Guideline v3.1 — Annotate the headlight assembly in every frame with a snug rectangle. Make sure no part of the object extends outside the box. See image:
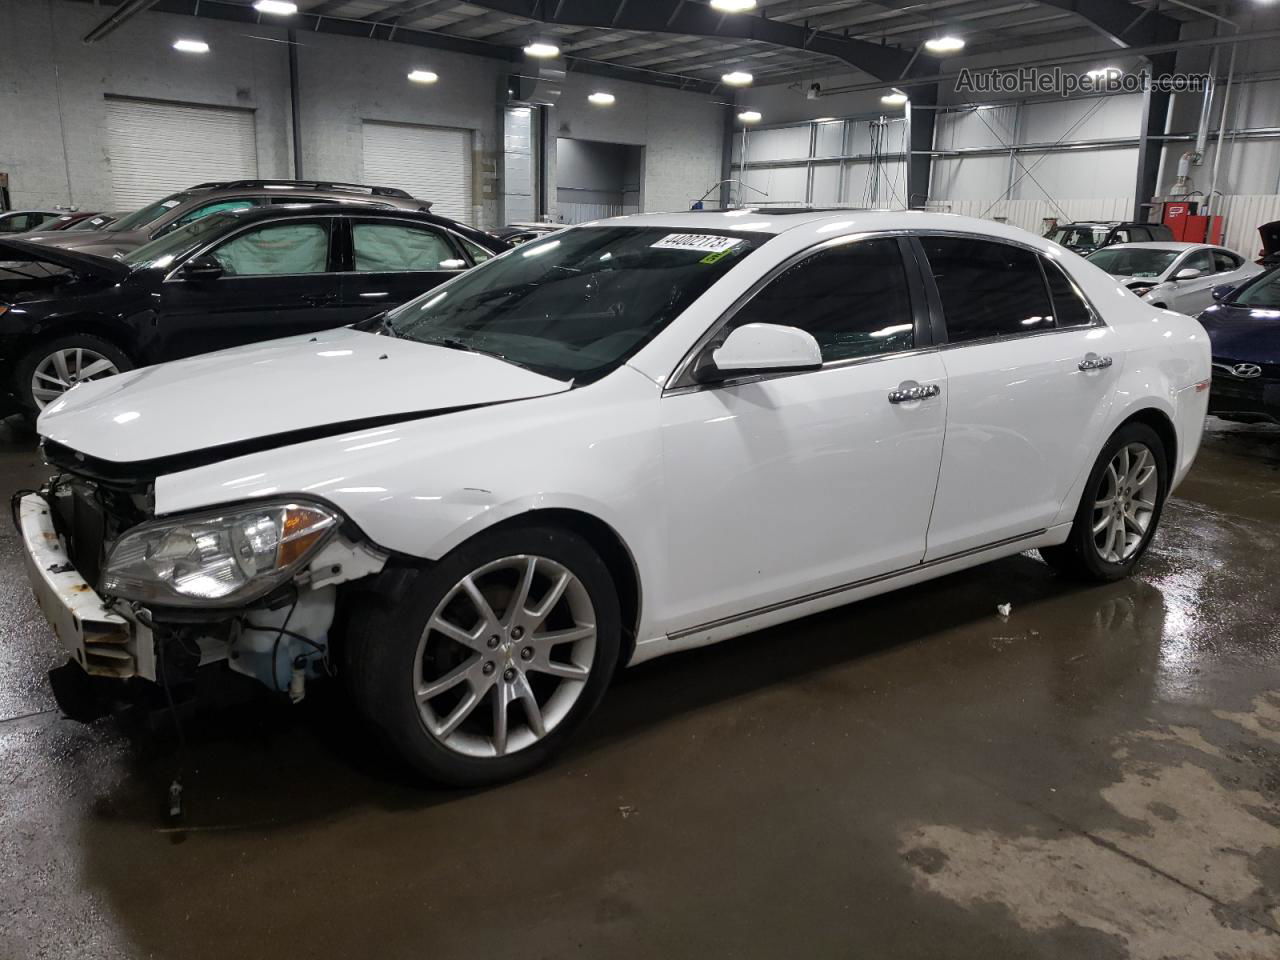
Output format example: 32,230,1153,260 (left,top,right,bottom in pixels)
101,501,339,607
1129,284,1156,298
